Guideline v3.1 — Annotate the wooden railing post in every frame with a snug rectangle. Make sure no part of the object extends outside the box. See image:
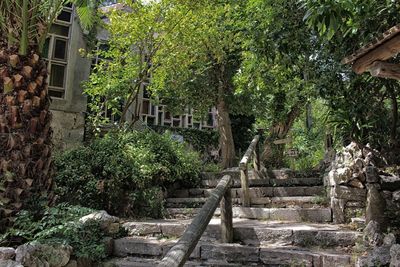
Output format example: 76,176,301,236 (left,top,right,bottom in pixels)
158,175,232,267
240,167,250,207
220,186,233,243
253,141,260,172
